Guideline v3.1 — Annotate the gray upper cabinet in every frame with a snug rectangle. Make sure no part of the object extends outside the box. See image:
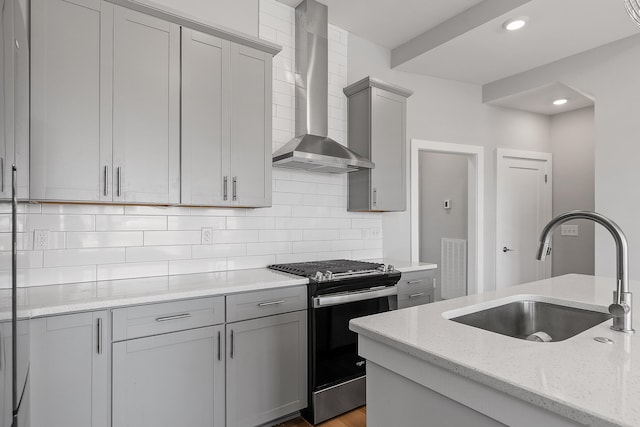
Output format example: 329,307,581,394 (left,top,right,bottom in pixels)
30,311,110,427
30,0,113,202
112,6,180,204
182,29,273,207
344,76,412,212
226,310,307,427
